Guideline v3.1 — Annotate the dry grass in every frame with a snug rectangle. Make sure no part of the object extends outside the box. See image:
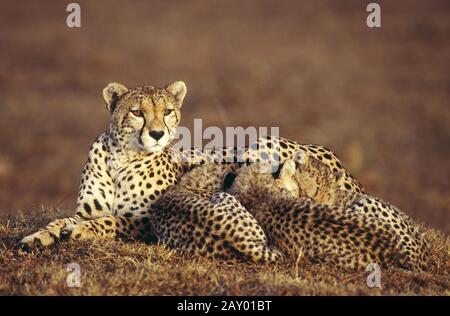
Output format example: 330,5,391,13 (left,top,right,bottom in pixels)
0,209,448,296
